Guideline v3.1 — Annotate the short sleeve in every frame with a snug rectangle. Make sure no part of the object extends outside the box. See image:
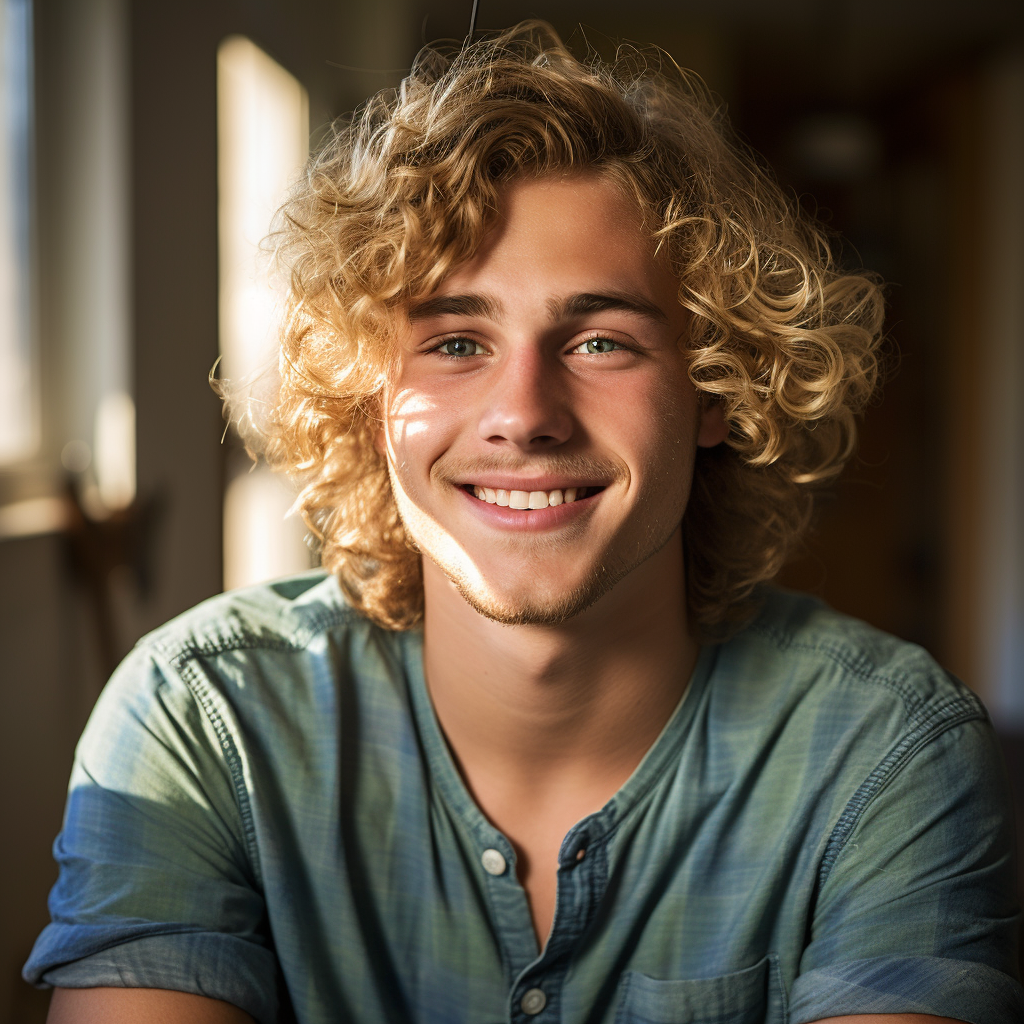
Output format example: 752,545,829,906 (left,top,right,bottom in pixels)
22,644,279,1024
791,715,1023,1024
